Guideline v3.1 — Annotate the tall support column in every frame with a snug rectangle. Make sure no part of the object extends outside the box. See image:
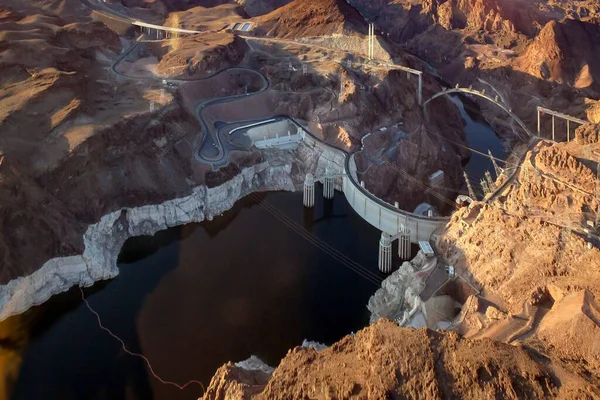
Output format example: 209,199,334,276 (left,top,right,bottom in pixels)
537,107,541,136
417,74,423,105
378,232,392,273
303,173,315,208
552,115,556,141
567,120,570,142
489,150,503,177
369,24,375,60
368,24,371,59
398,226,411,260
367,23,375,60
323,168,334,199
366,24,370,59
463,170,477,200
